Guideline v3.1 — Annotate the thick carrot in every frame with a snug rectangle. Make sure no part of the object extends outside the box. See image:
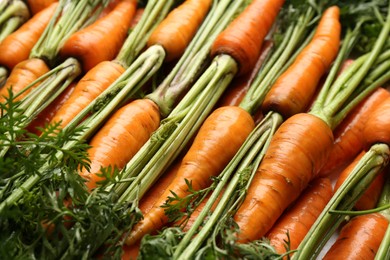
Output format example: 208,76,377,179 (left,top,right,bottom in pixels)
0,58,49,103
146,0,212,62
210,0,285,75
319,87,390,177
323,213,389,260
234,113,334,242
49,61,125,128
0,3,58,70
363,96,390,148
126,106,255,245
26,82,76,135
59,0,136,72
267,178,333,255
79,99,160,191
262,6,341,119
26,0,57,15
